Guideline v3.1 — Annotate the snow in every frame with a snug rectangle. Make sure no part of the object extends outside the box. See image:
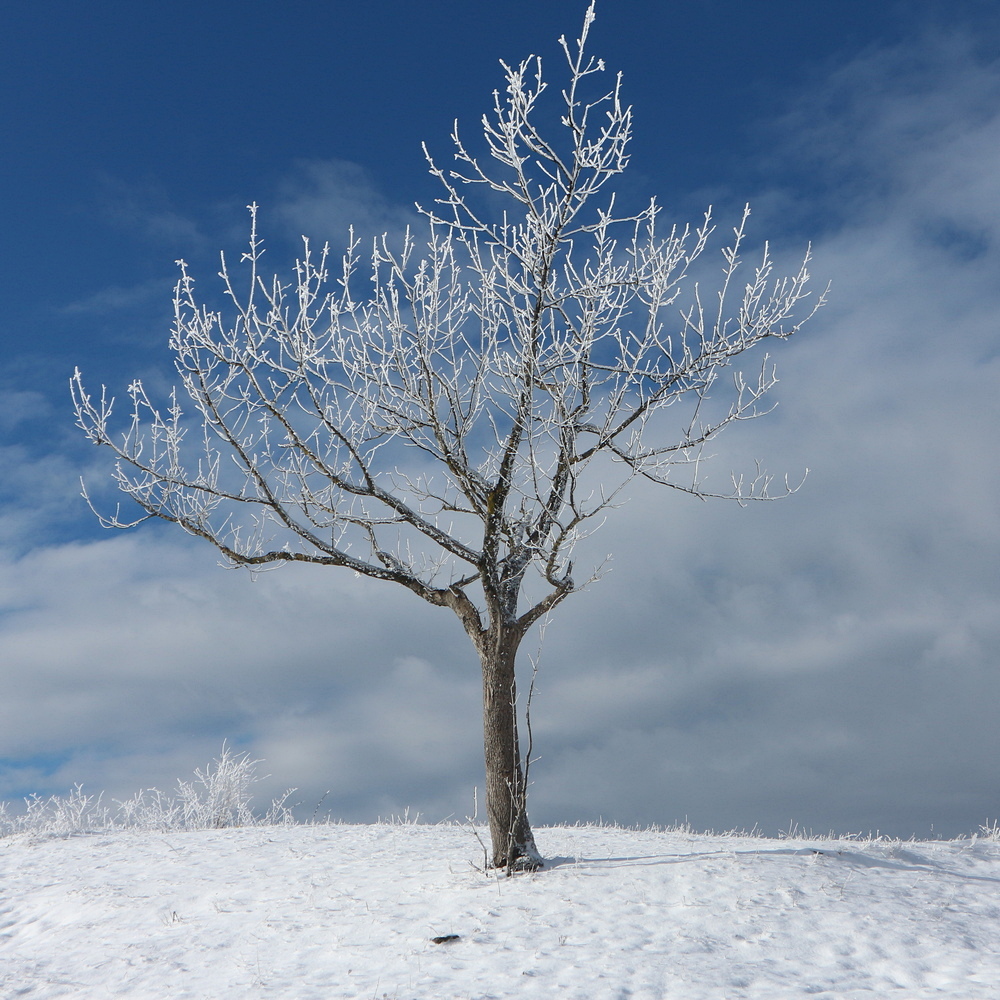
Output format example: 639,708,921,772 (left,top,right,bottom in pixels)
3,823,1000,998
